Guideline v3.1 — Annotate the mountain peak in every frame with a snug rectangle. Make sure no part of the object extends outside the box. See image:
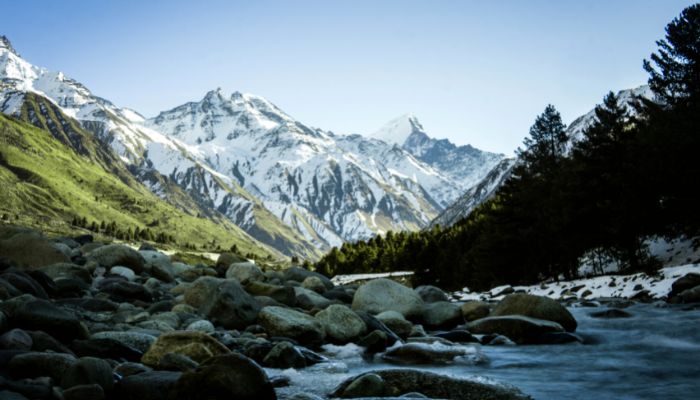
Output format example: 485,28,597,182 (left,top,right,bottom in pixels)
0,35,19,56
371,113,426,145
